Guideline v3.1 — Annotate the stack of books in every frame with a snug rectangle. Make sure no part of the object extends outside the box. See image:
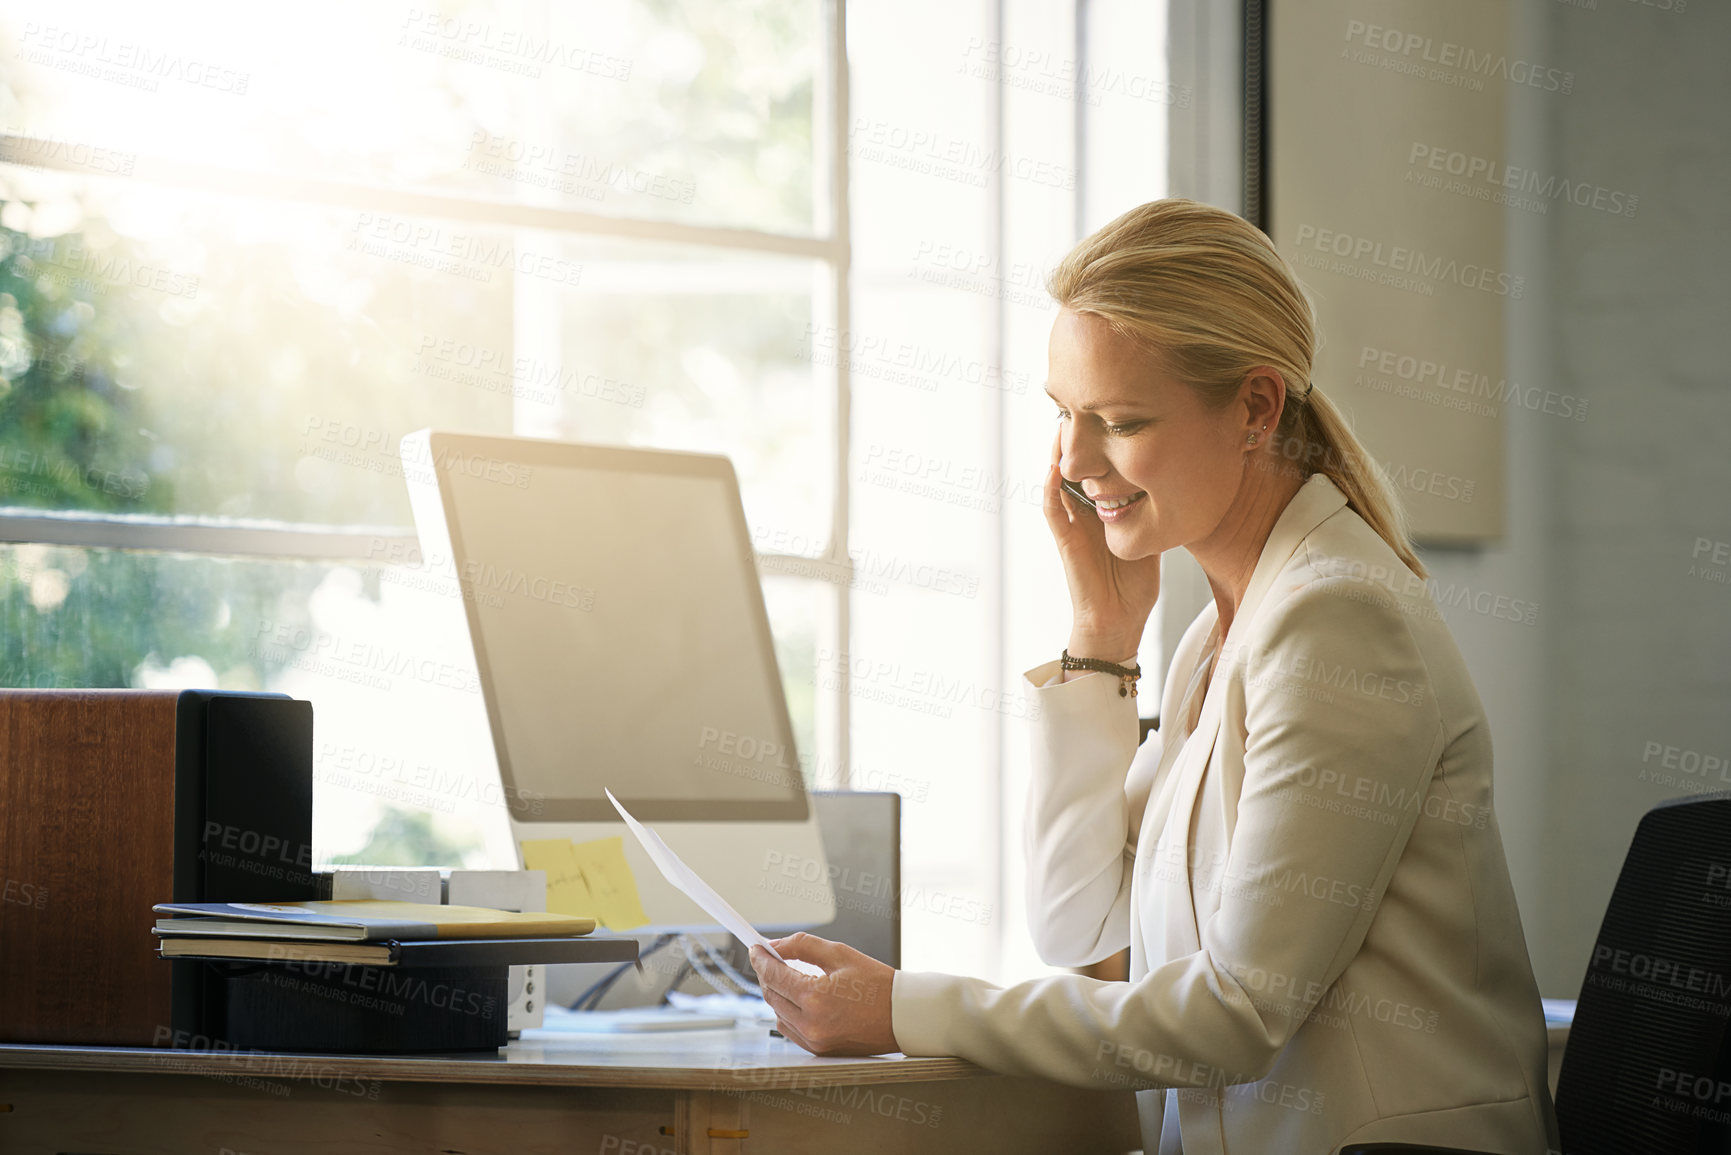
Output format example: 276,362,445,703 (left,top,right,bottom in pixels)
152,900,620,968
